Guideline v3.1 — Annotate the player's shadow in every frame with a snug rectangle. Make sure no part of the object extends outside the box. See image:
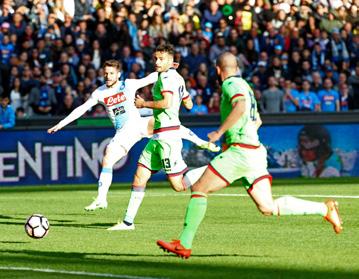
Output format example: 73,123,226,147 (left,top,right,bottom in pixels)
0,241,28,244
48,222,115,229
0,214,74,226
0,249,356,279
